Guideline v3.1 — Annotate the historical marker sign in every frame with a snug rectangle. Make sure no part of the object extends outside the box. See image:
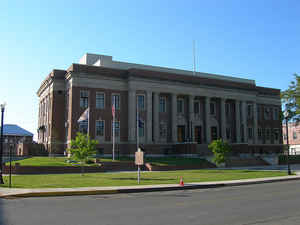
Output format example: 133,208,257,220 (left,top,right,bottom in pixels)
135,149,144,165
